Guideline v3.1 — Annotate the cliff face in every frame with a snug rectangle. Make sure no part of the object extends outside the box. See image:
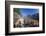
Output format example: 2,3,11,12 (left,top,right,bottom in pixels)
13,12,20,24
14,12,24,26
14,12,39,27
